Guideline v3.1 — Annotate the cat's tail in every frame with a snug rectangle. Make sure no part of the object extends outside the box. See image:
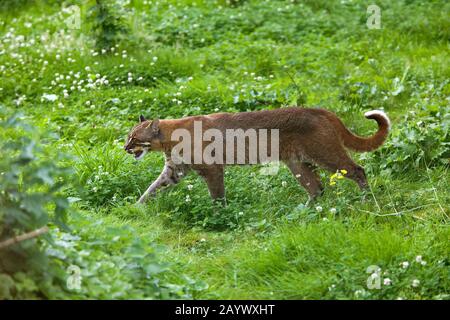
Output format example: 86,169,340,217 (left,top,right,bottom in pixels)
332,110,390,152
